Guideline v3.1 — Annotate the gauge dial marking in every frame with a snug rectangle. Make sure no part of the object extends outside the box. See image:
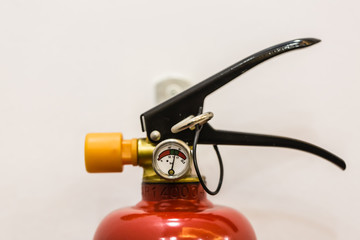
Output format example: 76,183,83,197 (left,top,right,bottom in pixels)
157,149,186,160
